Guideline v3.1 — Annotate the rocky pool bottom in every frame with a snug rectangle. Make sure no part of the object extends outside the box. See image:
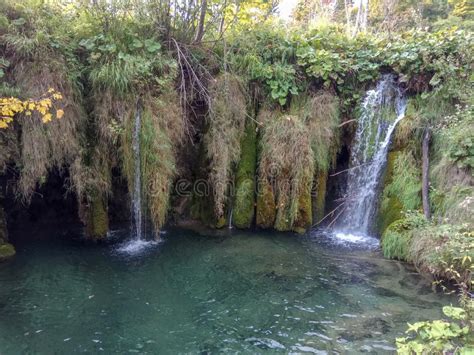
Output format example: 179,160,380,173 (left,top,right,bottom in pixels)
0,227,455,354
